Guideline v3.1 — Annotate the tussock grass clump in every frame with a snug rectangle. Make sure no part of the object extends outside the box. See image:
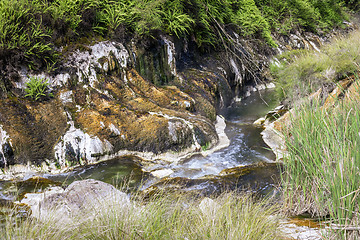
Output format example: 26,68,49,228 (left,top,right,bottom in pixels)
0,192,281,240
281,81,360,239
272,30,360,105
